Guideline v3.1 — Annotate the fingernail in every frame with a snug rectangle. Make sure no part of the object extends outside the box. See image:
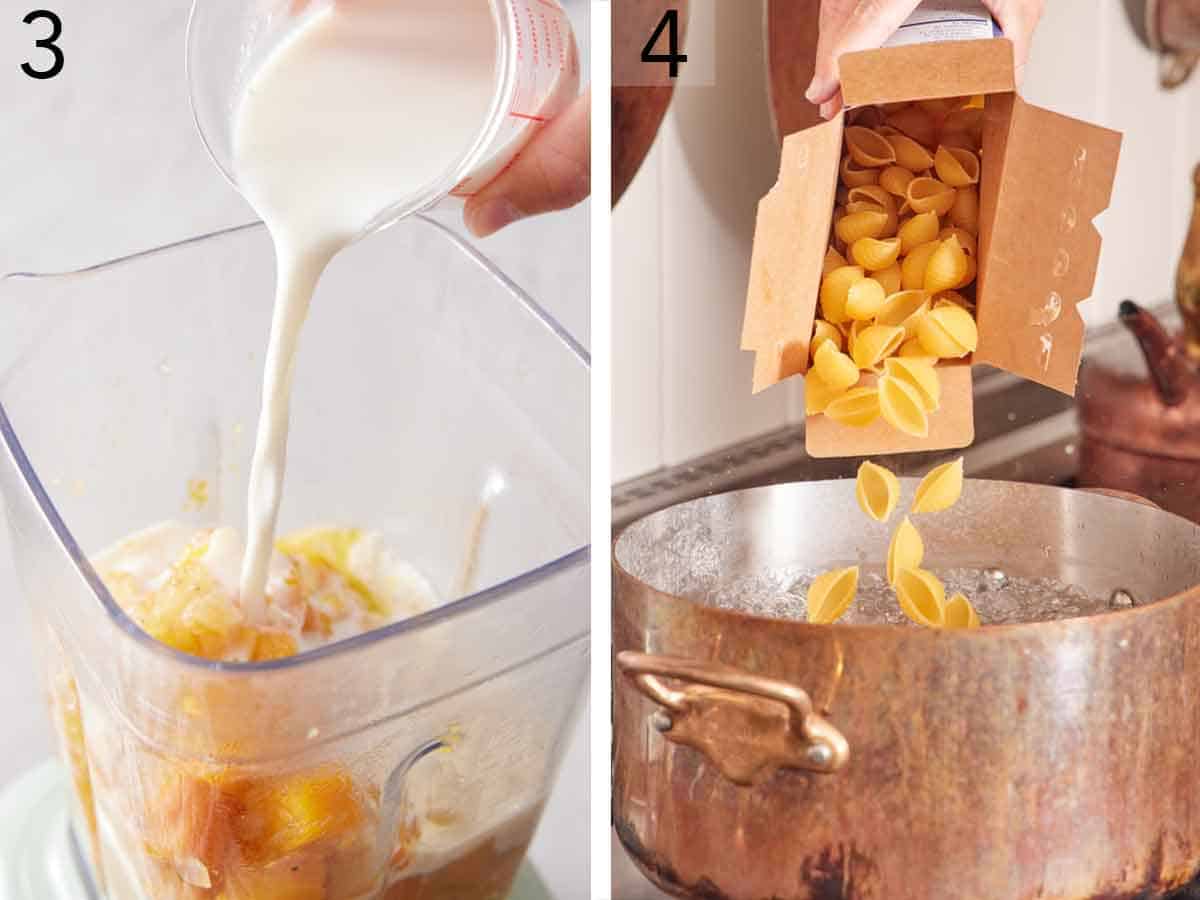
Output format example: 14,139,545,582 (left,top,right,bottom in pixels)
466,199,524,238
